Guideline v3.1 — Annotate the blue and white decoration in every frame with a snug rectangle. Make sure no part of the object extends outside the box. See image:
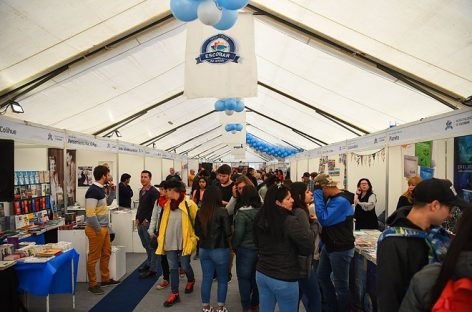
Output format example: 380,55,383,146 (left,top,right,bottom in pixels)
246,133,302,159
215,98,245,115
170,0,248,30
224,123,243,134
